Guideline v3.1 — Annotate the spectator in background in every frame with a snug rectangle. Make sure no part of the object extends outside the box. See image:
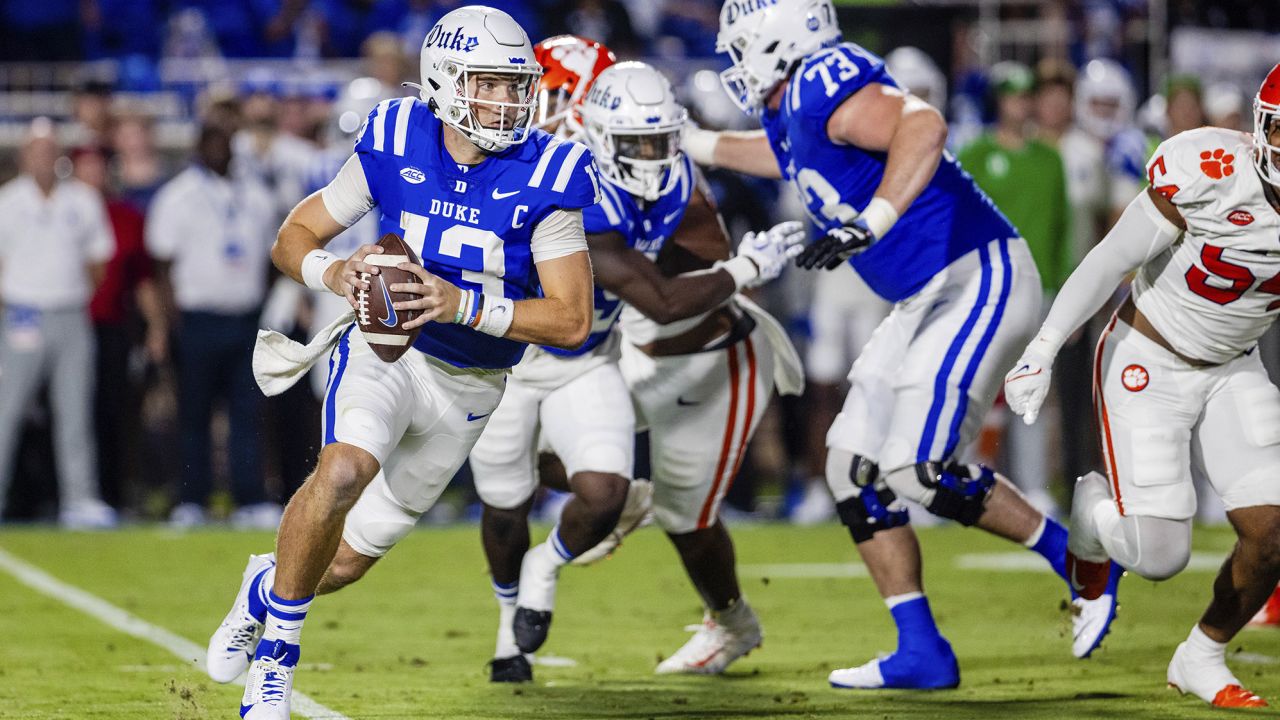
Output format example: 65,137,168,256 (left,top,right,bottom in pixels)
655,0,719,58
146,125,278,528
958,61,1071,514
69,81,115,148
1034,58,1105,486
1075,59,1148,226
233,72,316,219
0,119,116,527
0,0,85,61
1165,74,1206,136
1205,82,1246,131
361,32,411,99
312,0,385,58
176,0,307,58
111,115,169,210
547,0,641,58
72,146,169,512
